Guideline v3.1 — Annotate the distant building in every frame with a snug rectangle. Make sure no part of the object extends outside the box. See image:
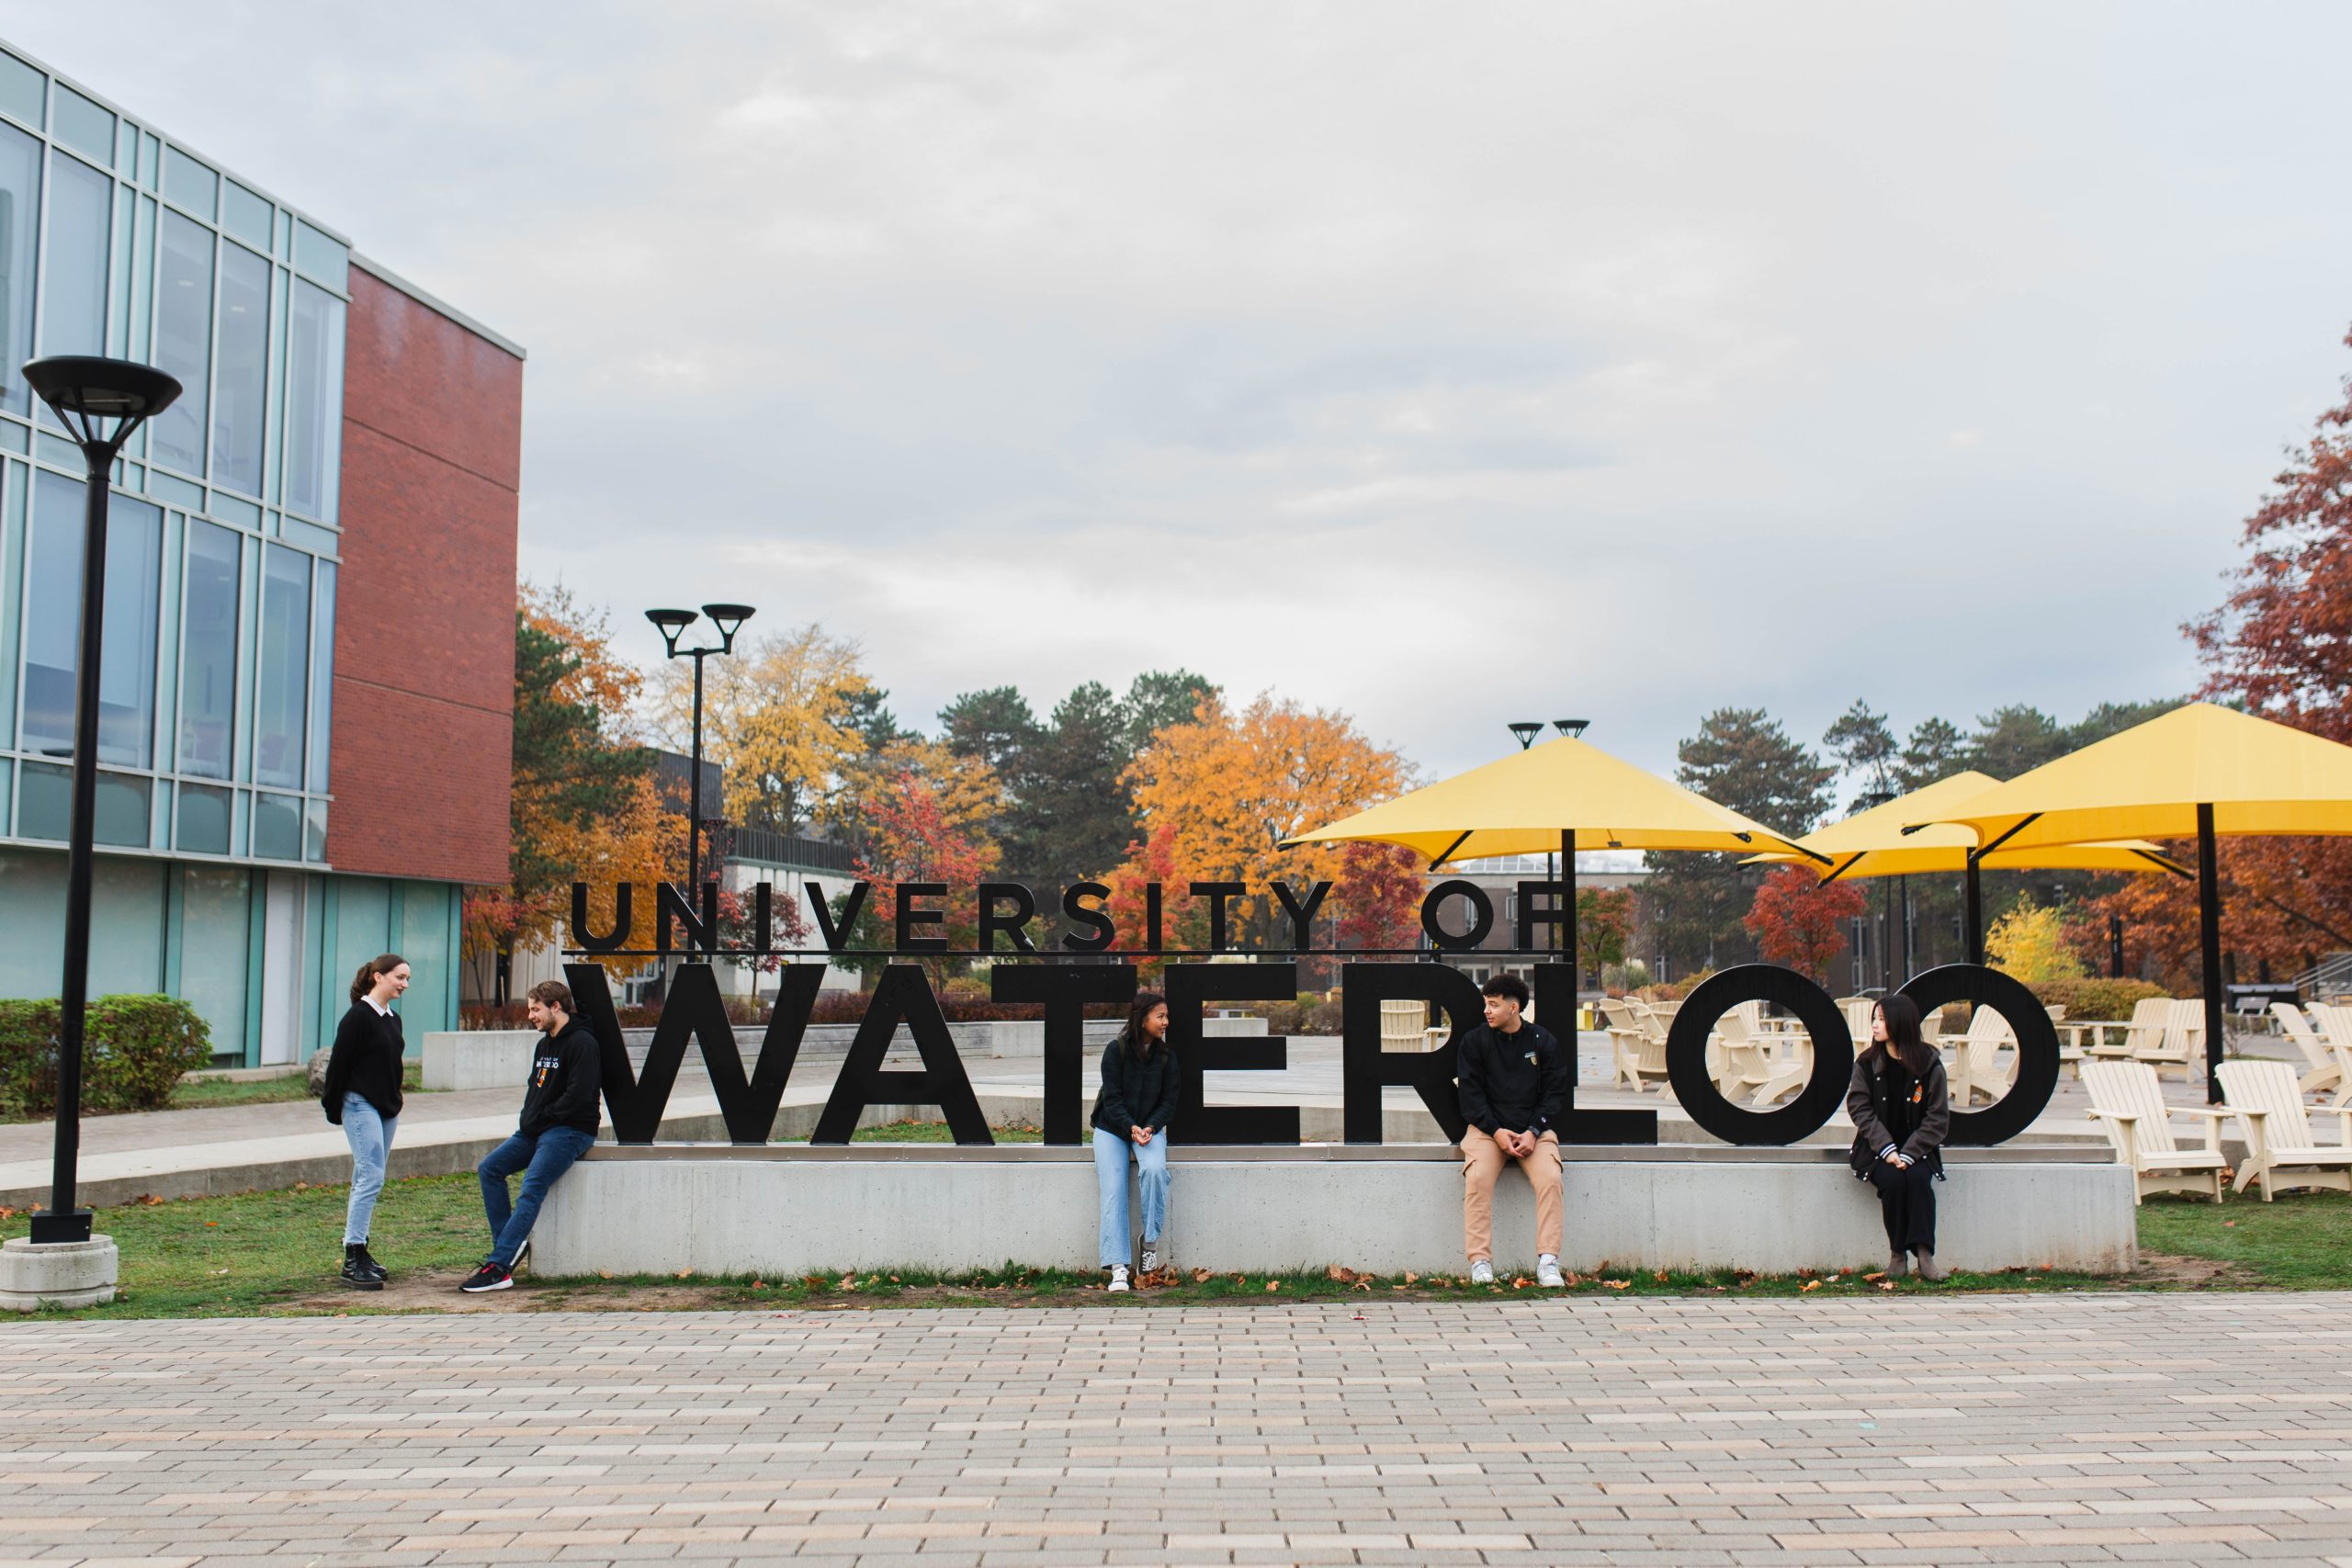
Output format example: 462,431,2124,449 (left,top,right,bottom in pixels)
1423,854,1650,988
0,40,520,1062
